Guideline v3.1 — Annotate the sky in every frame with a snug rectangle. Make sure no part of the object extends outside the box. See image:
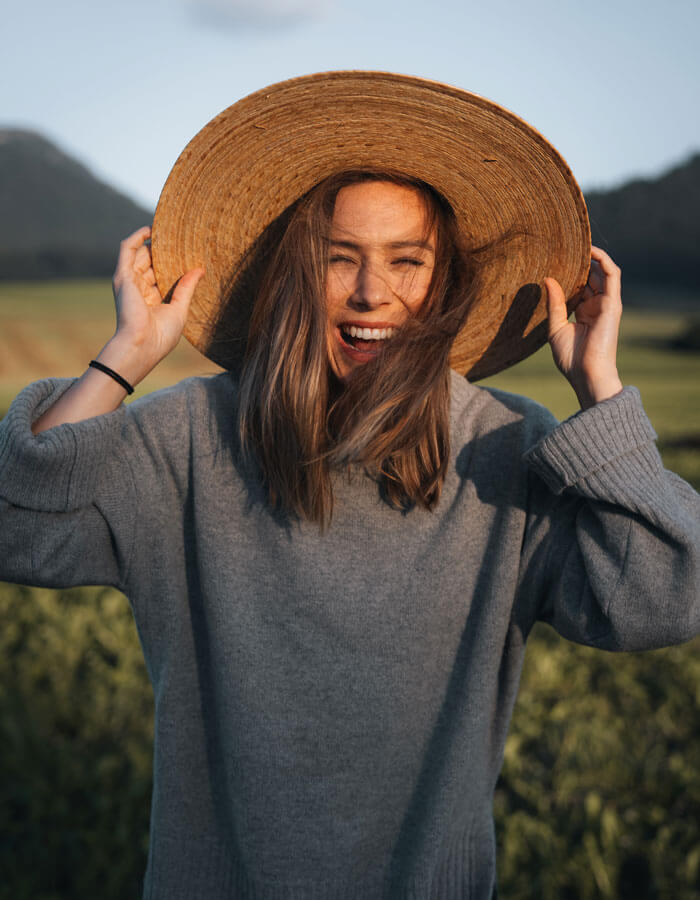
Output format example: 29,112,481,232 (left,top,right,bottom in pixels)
1,0,699,211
